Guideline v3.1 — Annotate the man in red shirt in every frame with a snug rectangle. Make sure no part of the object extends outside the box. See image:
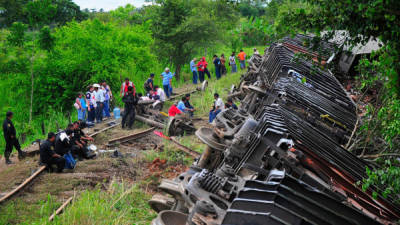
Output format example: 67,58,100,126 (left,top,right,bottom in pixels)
120,78,136,97
237,50,246,70
168,103,182,117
